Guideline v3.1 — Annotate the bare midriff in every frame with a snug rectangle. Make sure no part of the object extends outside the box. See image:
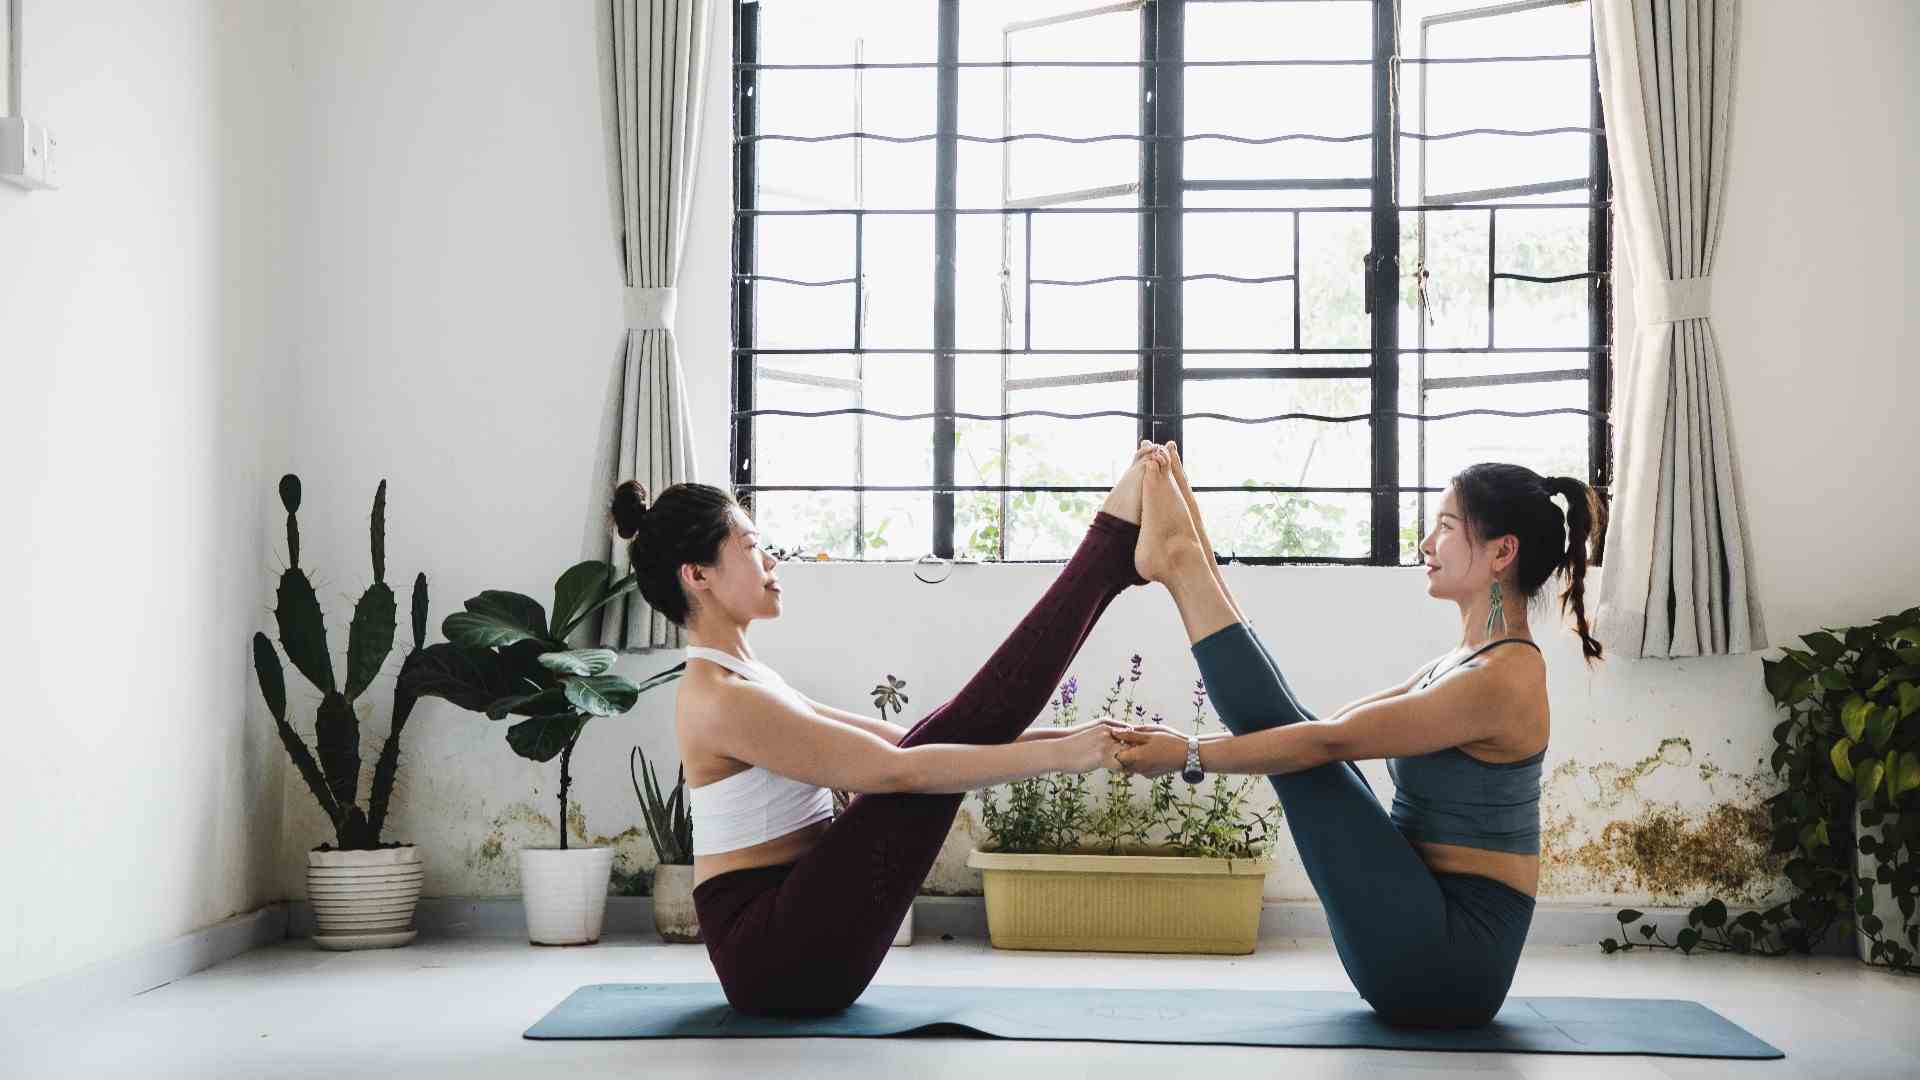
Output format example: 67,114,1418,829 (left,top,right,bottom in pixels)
1412,840,1539,897
690,820,830,890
